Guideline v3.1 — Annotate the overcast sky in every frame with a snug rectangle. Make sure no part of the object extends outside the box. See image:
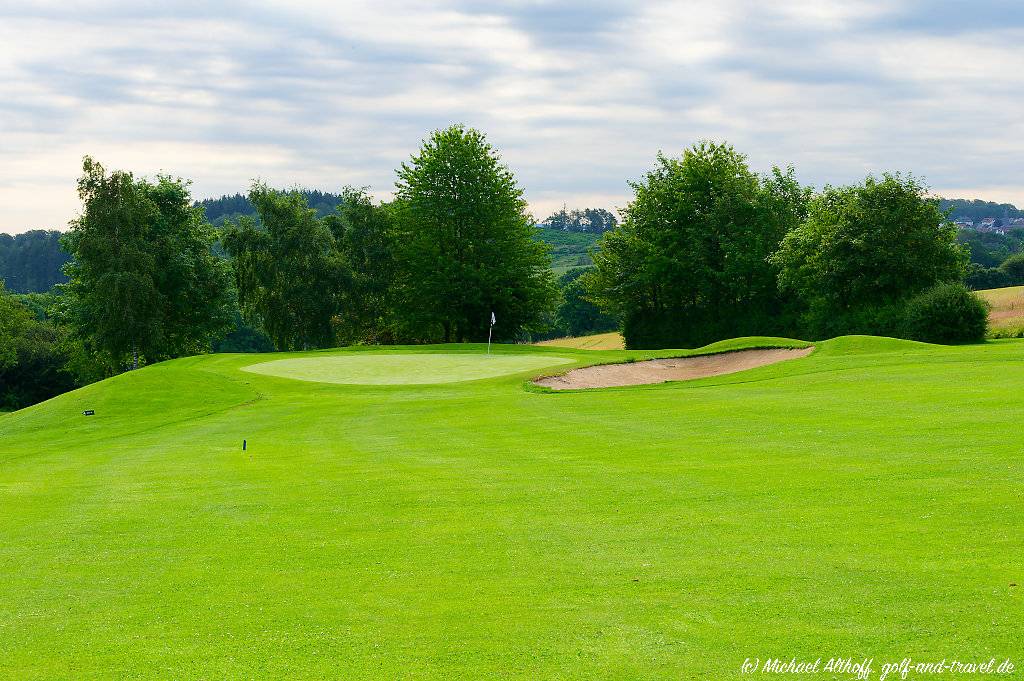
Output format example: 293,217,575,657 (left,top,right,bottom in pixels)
2,0,1023,234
